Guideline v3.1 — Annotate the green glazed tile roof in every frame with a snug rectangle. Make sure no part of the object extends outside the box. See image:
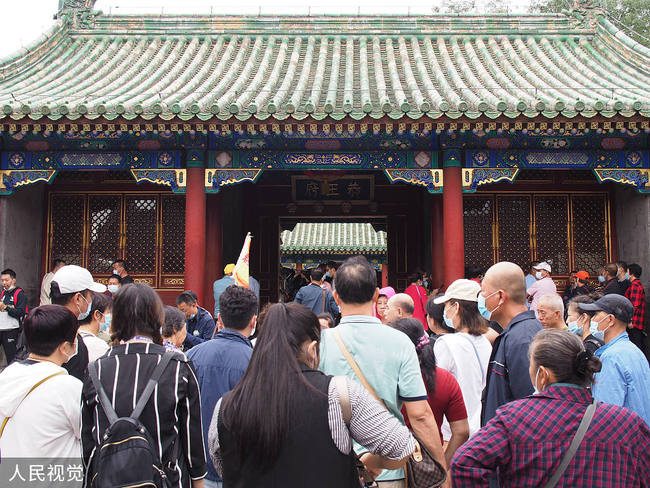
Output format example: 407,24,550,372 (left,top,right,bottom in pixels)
1,9,649,122
281,223,387,254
